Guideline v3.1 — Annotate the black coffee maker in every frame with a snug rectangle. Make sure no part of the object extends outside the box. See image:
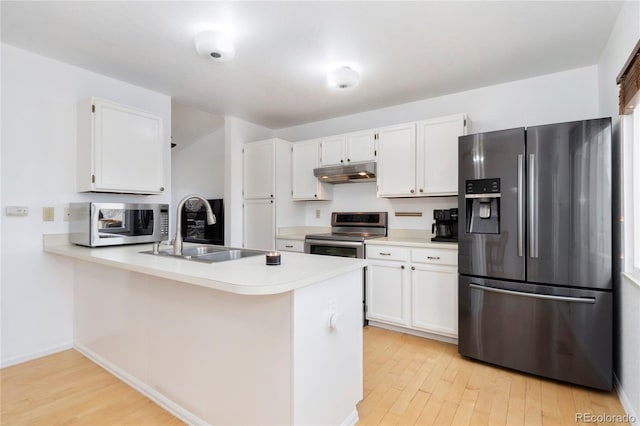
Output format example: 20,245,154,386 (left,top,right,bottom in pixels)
431,208,458,242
